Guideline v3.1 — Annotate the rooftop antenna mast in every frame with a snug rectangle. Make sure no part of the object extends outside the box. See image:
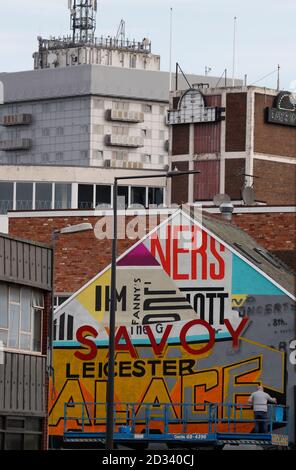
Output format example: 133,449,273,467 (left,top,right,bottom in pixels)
68,0,98,44
116,19,126,42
